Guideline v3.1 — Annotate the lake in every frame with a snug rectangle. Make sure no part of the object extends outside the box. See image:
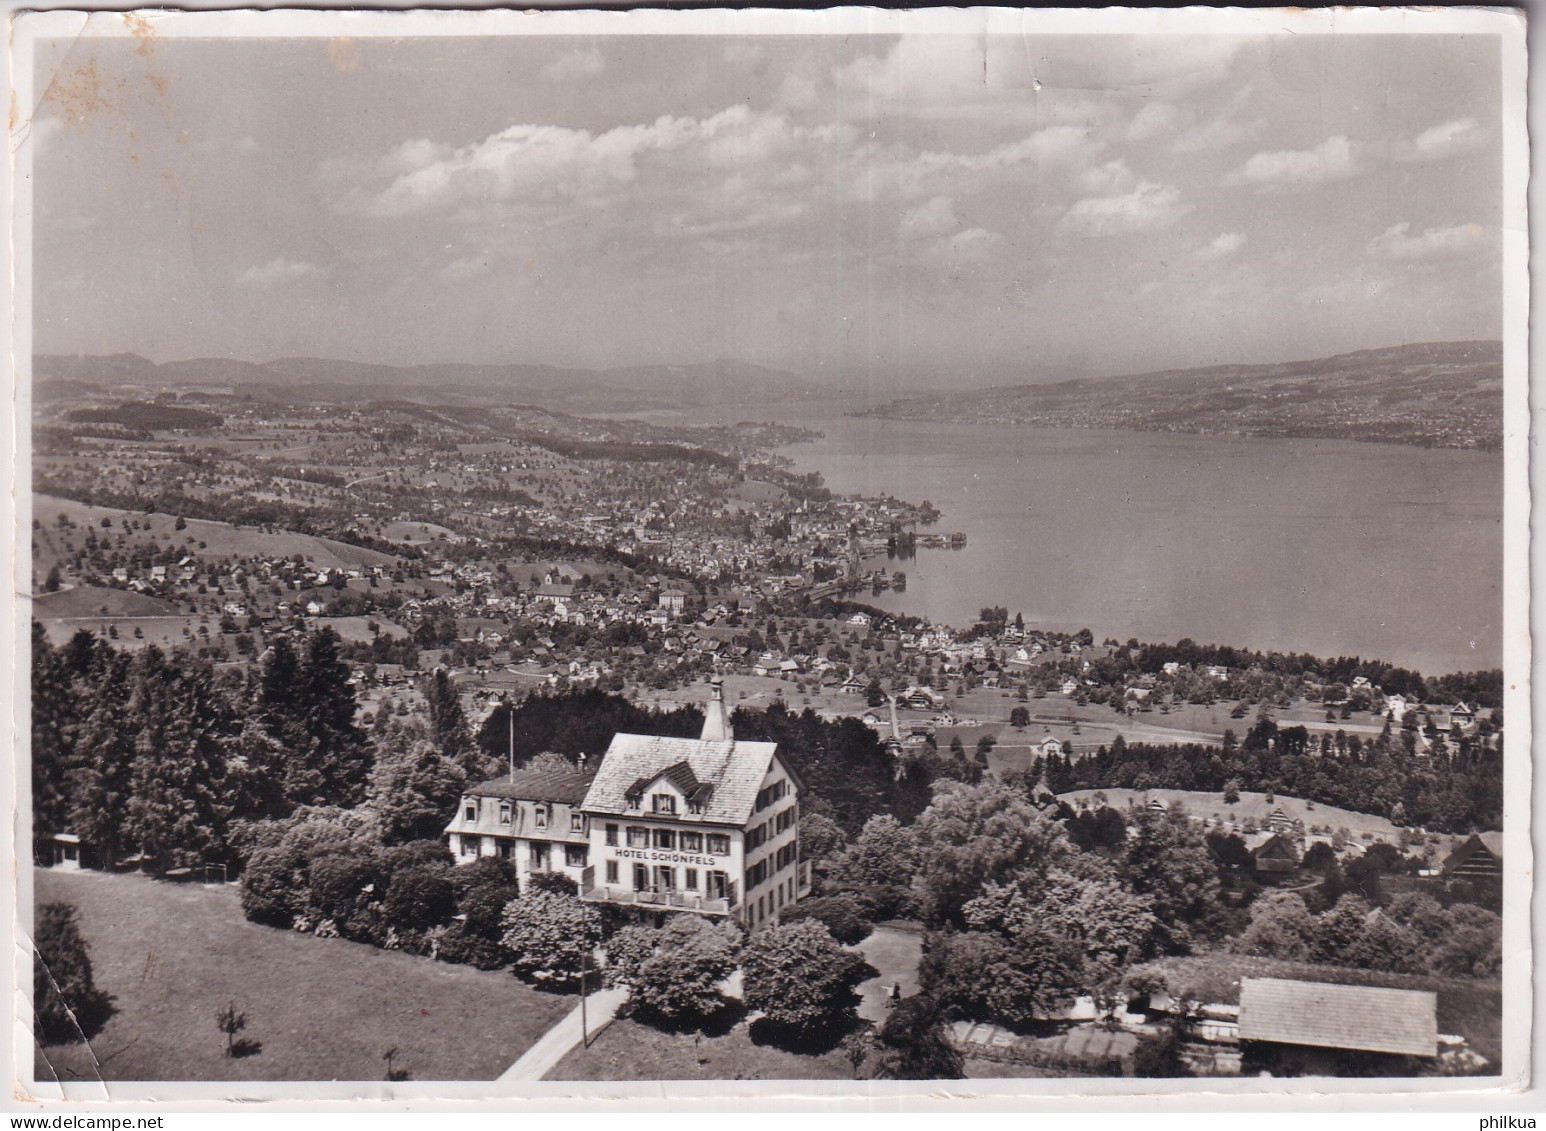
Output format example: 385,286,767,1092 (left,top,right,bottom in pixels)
773,416,1501,676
